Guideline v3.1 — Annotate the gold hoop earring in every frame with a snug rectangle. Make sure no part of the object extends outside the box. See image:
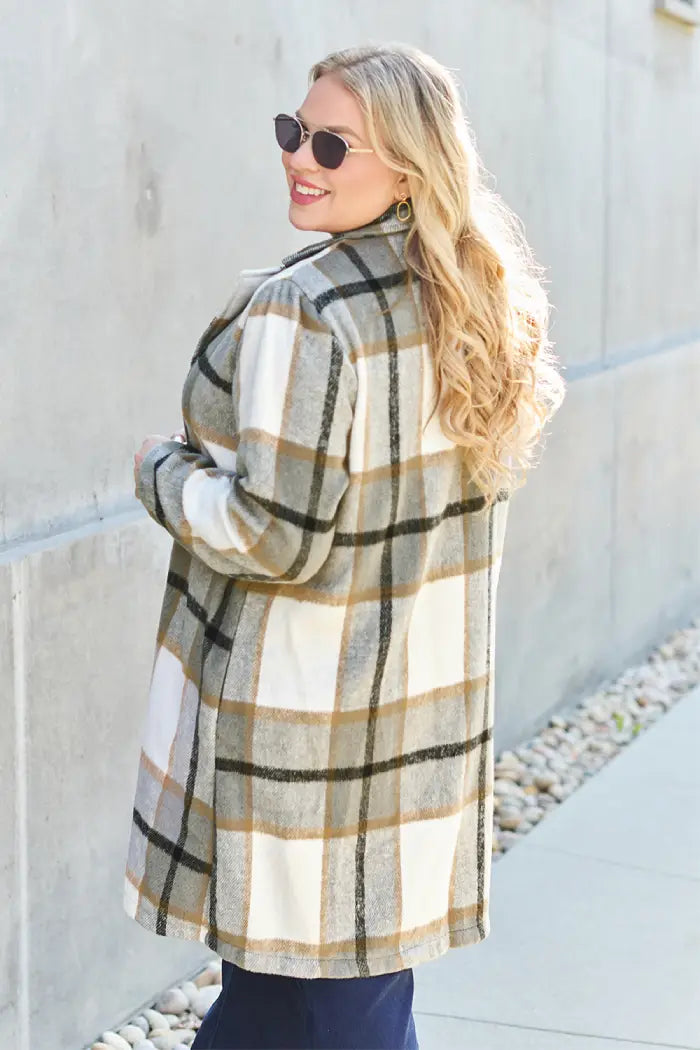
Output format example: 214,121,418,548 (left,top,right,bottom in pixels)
396,196,412,222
